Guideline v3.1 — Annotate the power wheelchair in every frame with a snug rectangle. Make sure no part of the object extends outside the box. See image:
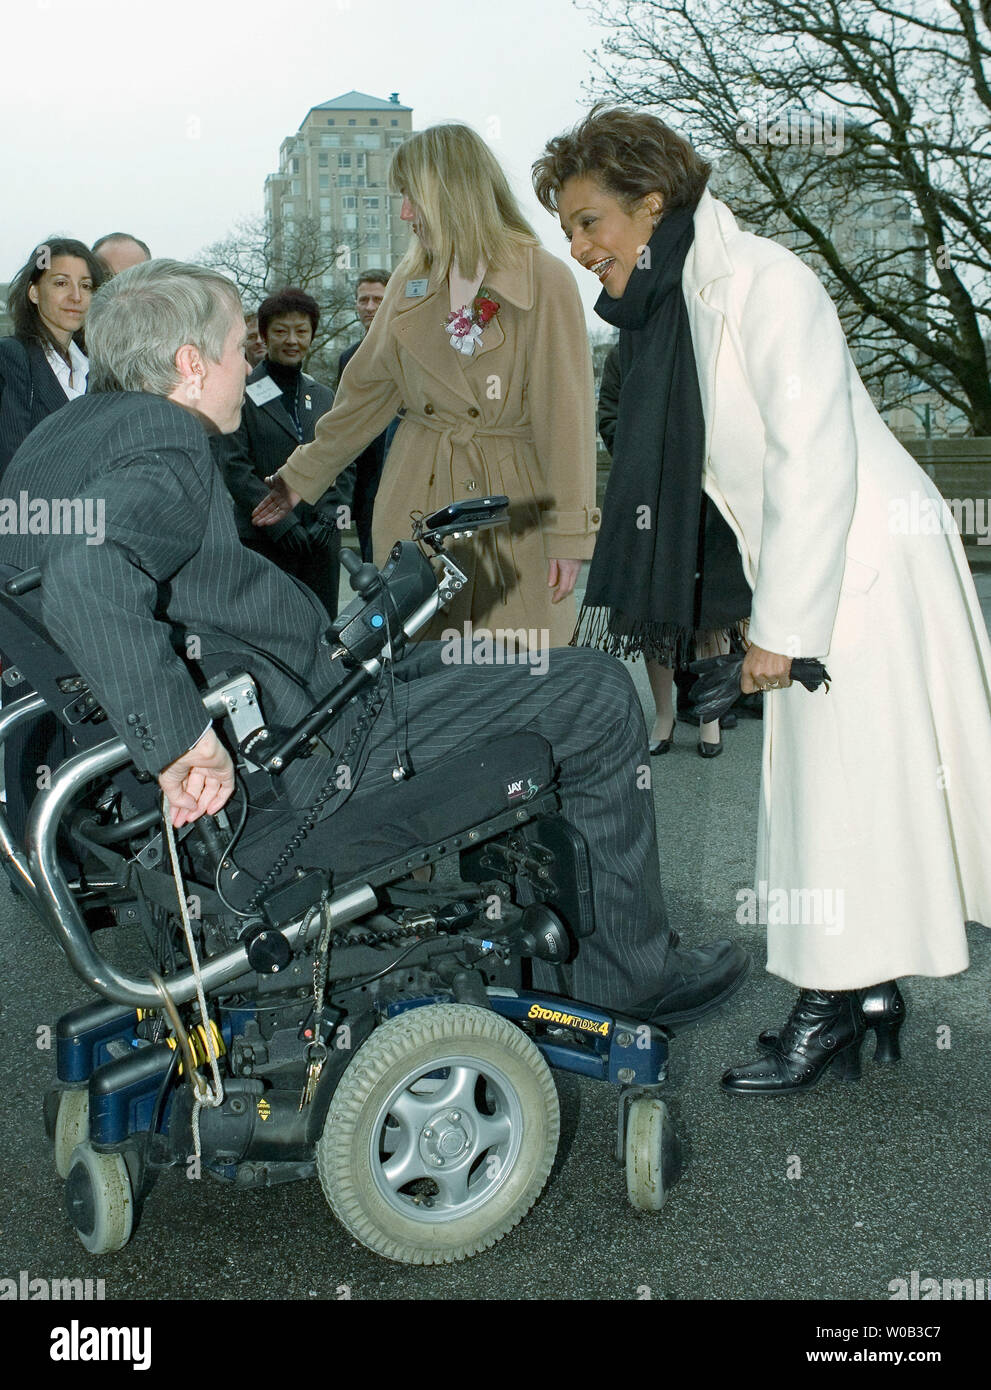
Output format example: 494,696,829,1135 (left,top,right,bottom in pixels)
0,498,679,1265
